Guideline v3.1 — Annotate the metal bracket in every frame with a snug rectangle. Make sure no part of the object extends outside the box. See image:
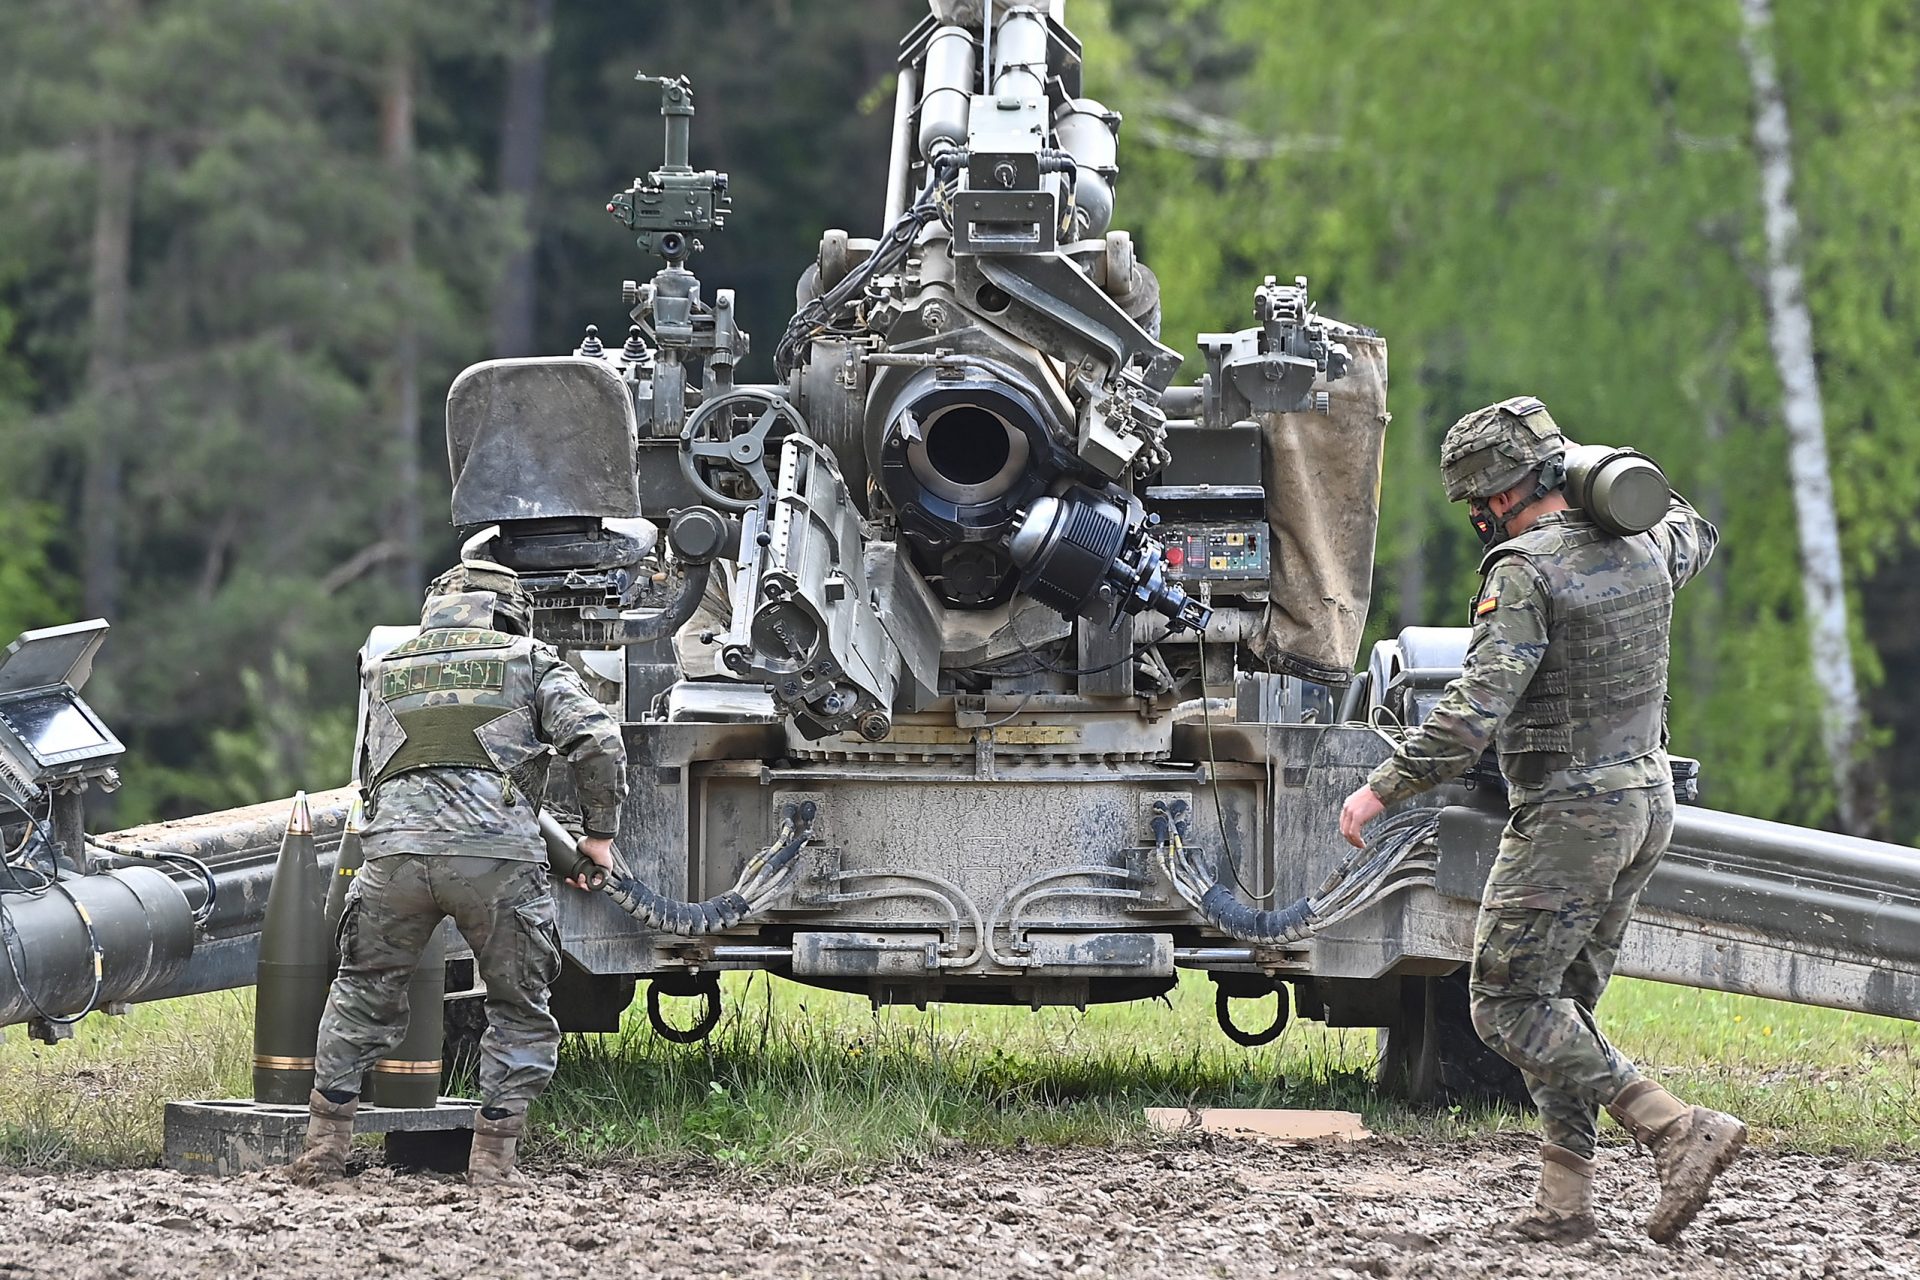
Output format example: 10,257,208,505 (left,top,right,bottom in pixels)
952,189,1059,256
972,252,1183,392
